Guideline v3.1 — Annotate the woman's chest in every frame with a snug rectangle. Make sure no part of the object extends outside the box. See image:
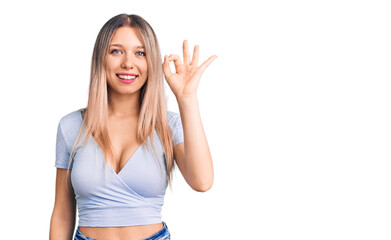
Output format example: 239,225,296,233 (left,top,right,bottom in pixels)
71,135,168,199
107,117,141,174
